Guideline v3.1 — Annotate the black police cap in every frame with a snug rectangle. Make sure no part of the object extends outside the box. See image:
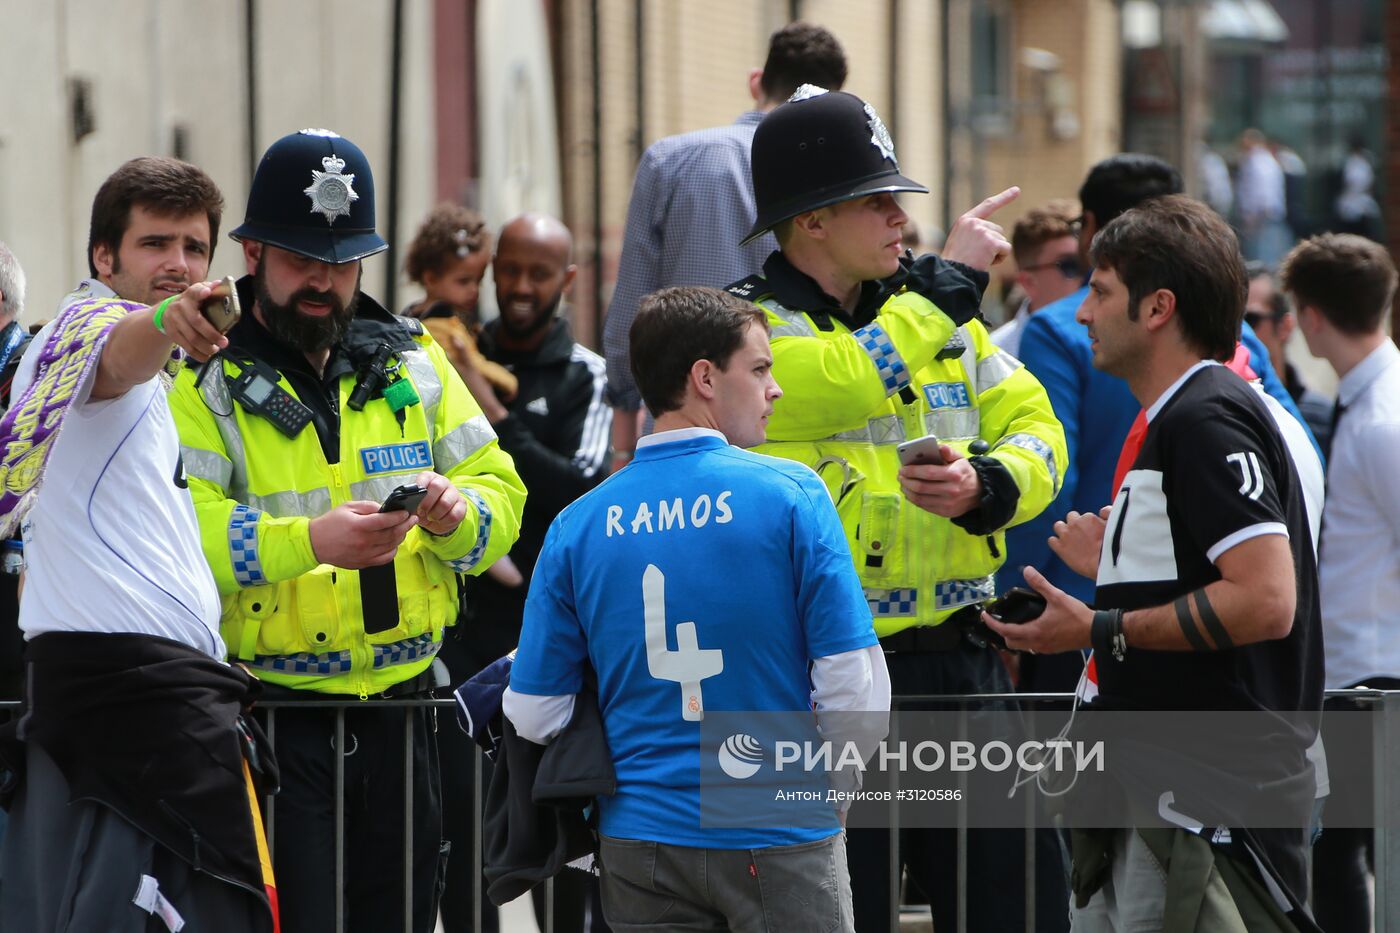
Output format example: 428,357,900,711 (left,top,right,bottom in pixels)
230,129,388,265
744,87,927,246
